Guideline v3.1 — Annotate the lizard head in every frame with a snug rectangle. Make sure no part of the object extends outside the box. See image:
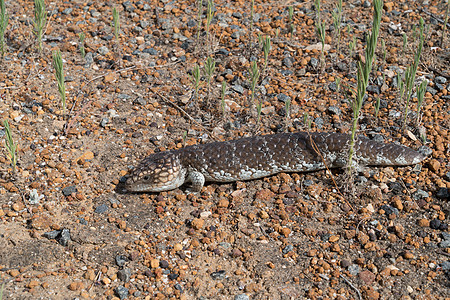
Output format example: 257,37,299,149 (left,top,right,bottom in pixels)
125,151,186,192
